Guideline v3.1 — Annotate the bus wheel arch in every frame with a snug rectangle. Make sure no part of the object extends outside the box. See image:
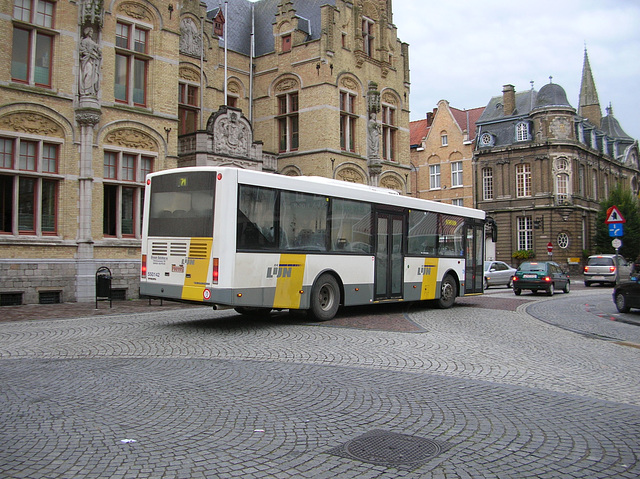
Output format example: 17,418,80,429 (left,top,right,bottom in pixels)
436,271,458,309
308,271,342,321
